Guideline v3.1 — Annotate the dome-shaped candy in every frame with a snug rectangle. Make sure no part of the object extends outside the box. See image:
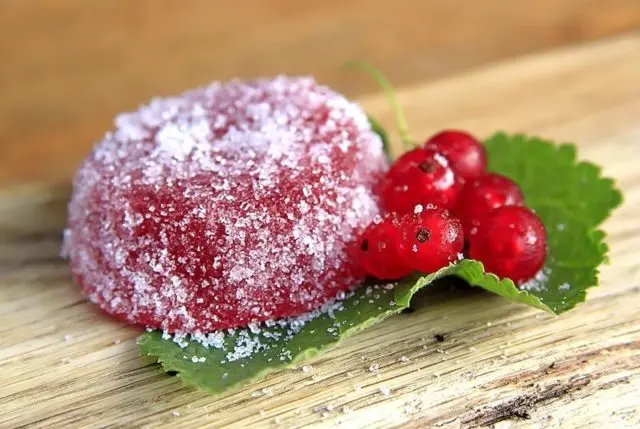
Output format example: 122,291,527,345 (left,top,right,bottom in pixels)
64,77,387,334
